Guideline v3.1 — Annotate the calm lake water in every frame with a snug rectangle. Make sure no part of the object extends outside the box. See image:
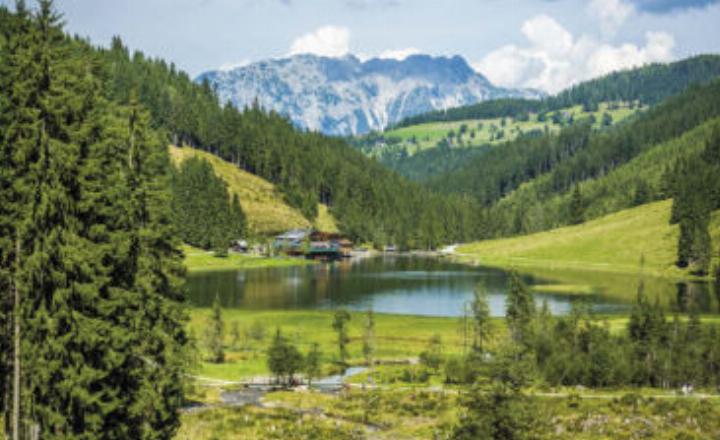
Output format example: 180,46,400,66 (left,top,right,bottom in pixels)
187,256,720,317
